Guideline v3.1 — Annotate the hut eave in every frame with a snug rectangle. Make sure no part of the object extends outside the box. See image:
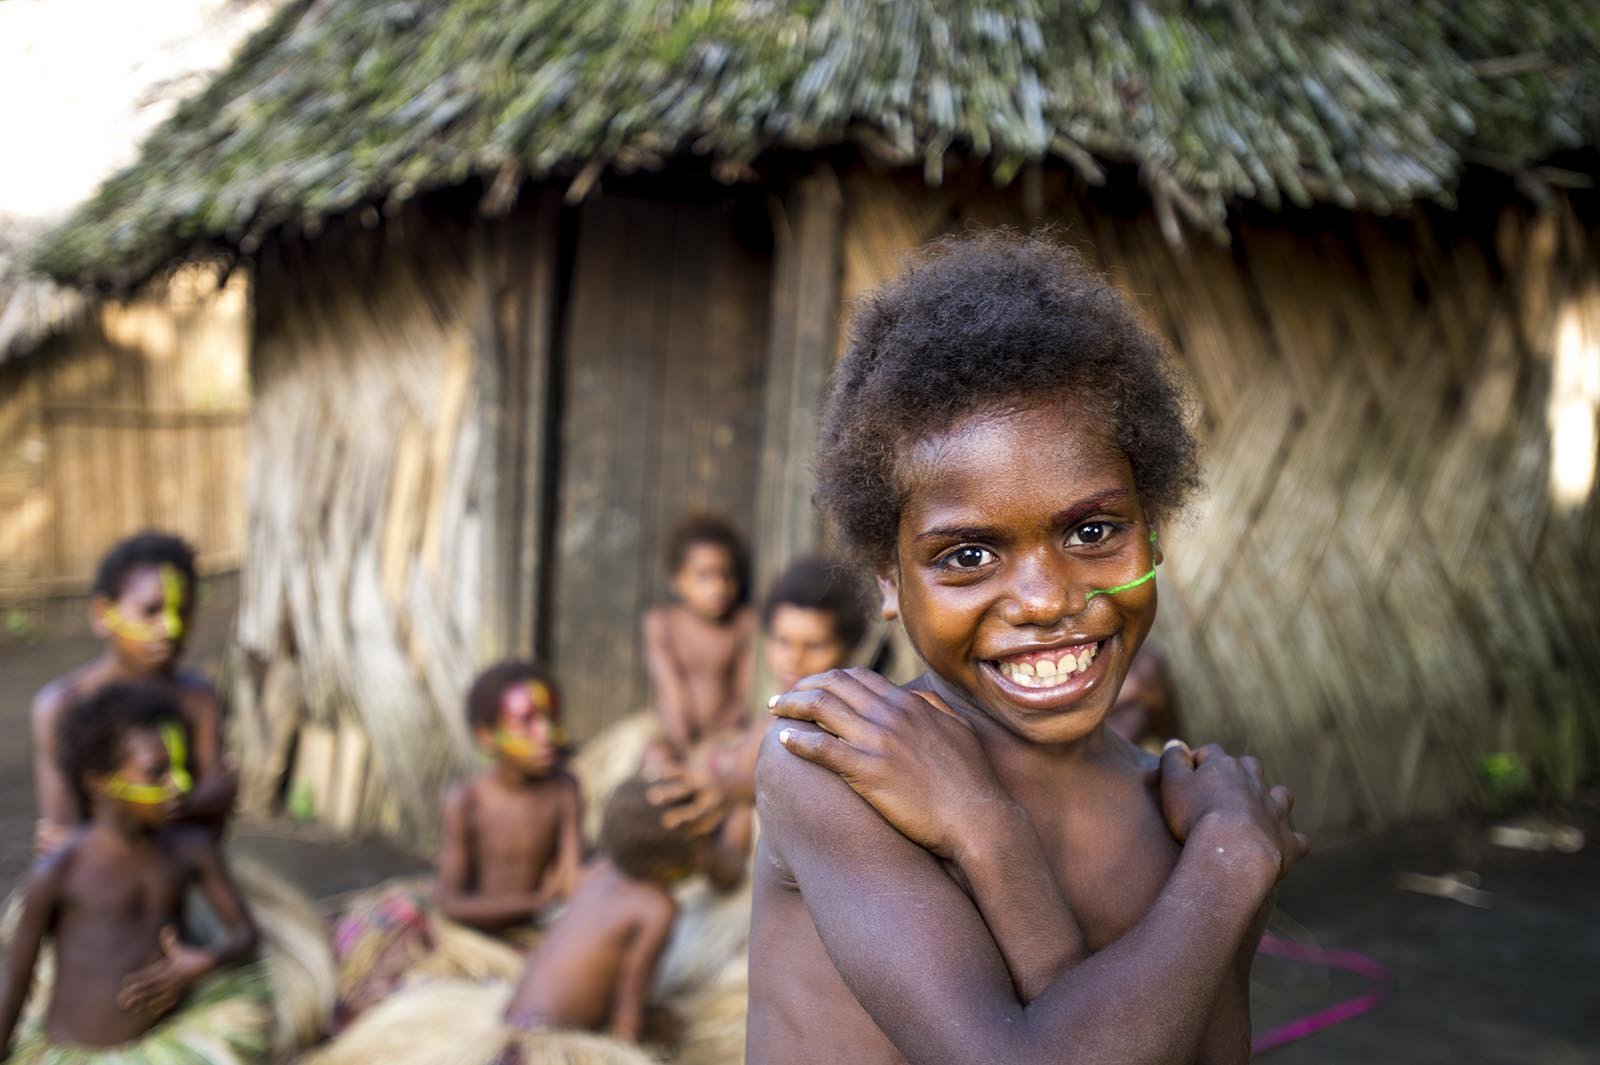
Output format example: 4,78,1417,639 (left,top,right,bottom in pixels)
33,0,1600,292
